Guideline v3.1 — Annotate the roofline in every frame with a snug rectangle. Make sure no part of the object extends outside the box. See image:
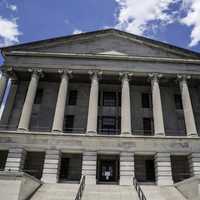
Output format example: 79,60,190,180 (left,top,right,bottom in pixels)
1,28,200,58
